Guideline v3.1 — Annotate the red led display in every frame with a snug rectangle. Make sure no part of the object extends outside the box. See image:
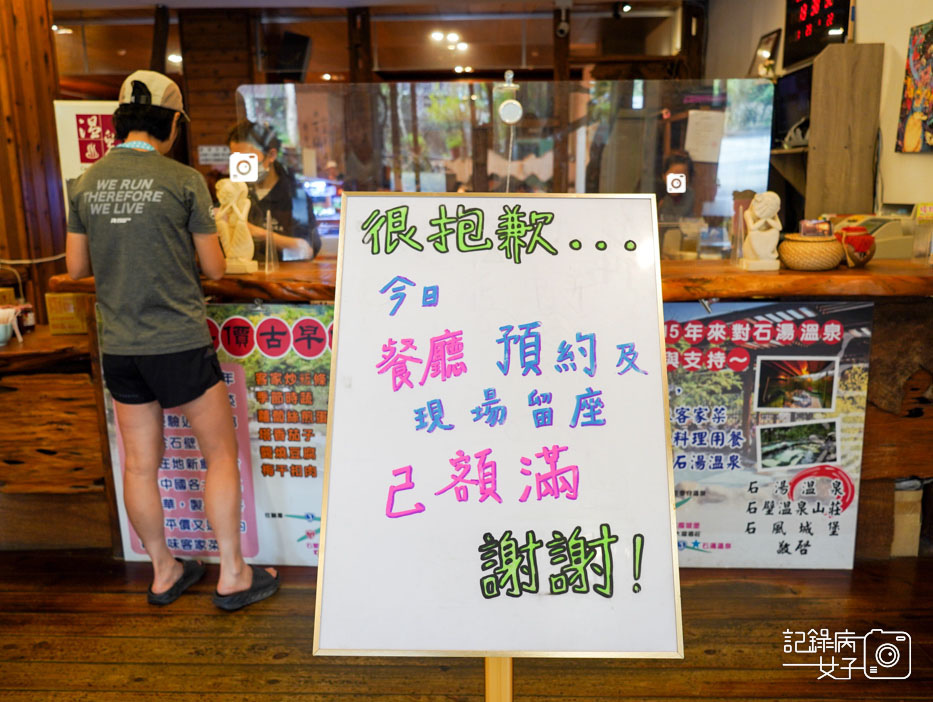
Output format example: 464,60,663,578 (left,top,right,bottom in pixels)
784,0,849,67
